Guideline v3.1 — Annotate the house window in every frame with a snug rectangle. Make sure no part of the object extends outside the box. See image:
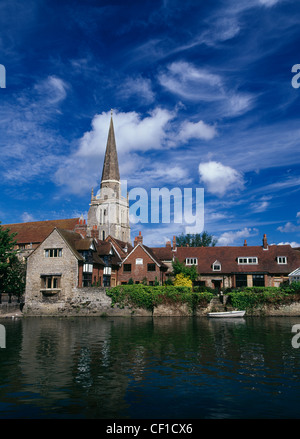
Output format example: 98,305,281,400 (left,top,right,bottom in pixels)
238,257,258,264
41,275,61,289
253,274,265,287
83,264,93,273
185,258,198,265
277,256,287,264
103,266,111,275
236,274,247,288
45,248,62,258
83,273,92,287
212,261,221,271
147,263,156,272
123,264,131,272
136,258,143,265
